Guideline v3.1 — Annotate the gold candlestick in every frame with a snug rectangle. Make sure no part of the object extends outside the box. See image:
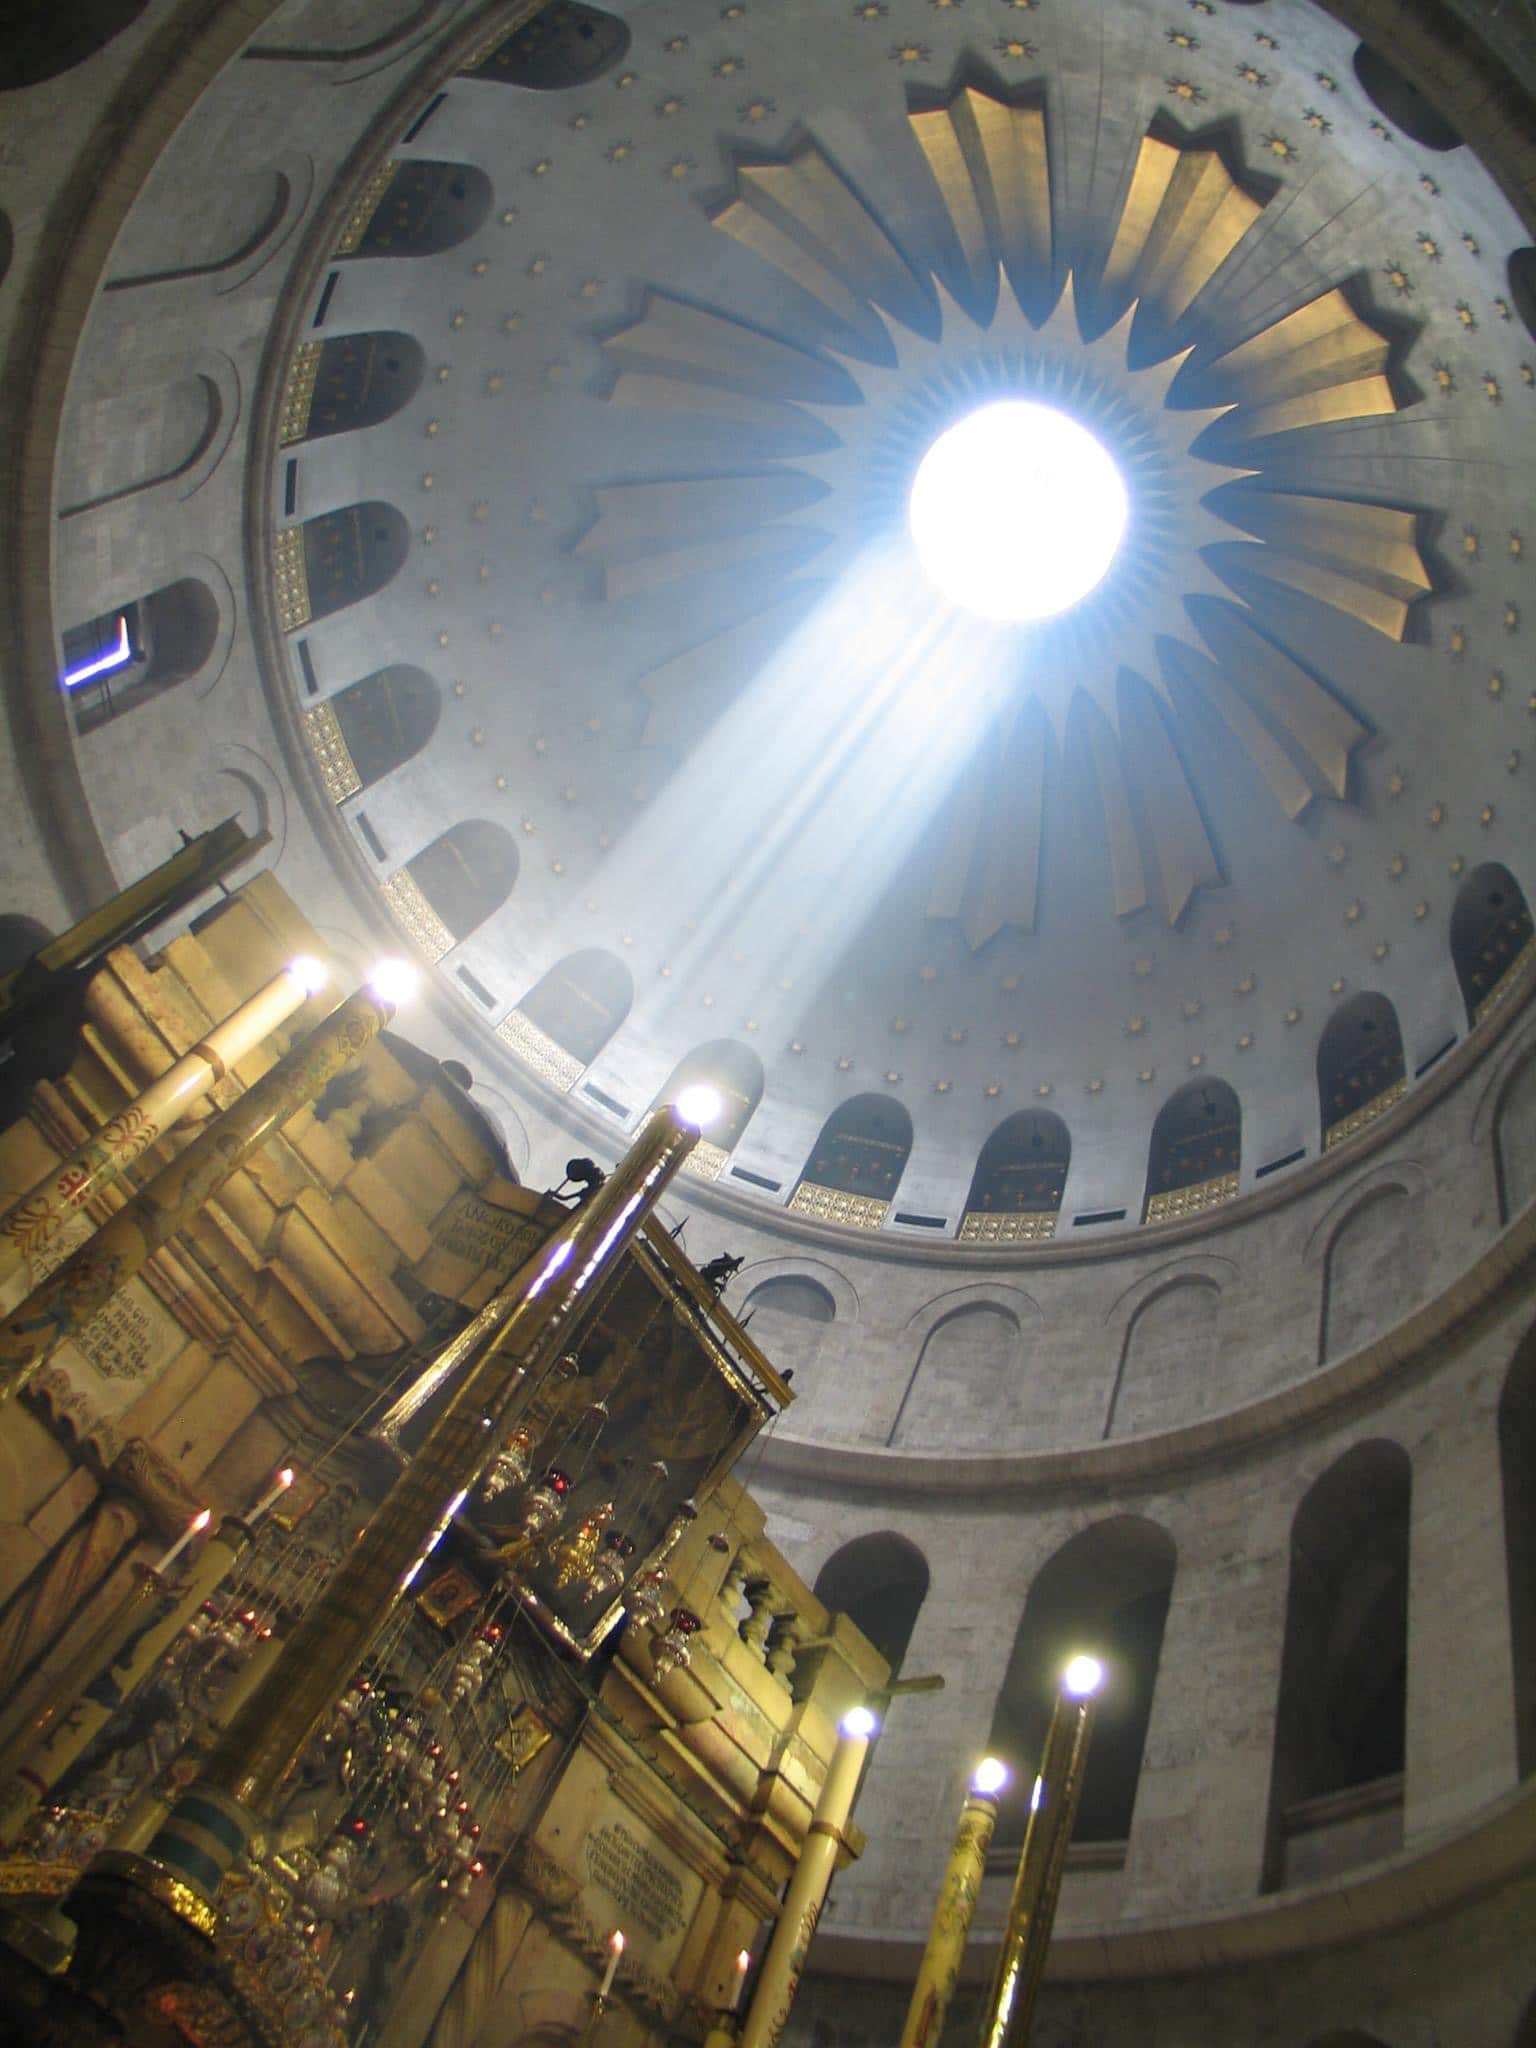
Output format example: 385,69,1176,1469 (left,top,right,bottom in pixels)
86,1095,717,1918
0,958,327,1299
898,1758,1008,2048
736,1707,878,2048
976,1658,1103,2048
0,966,408,1403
